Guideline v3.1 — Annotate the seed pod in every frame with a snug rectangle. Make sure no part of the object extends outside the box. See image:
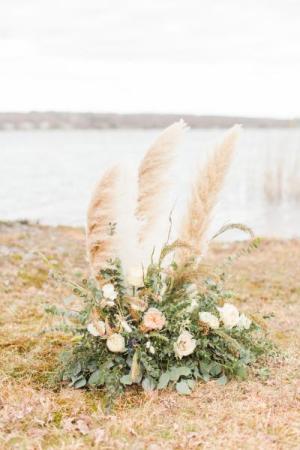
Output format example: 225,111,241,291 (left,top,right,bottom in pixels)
130,350,142,383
